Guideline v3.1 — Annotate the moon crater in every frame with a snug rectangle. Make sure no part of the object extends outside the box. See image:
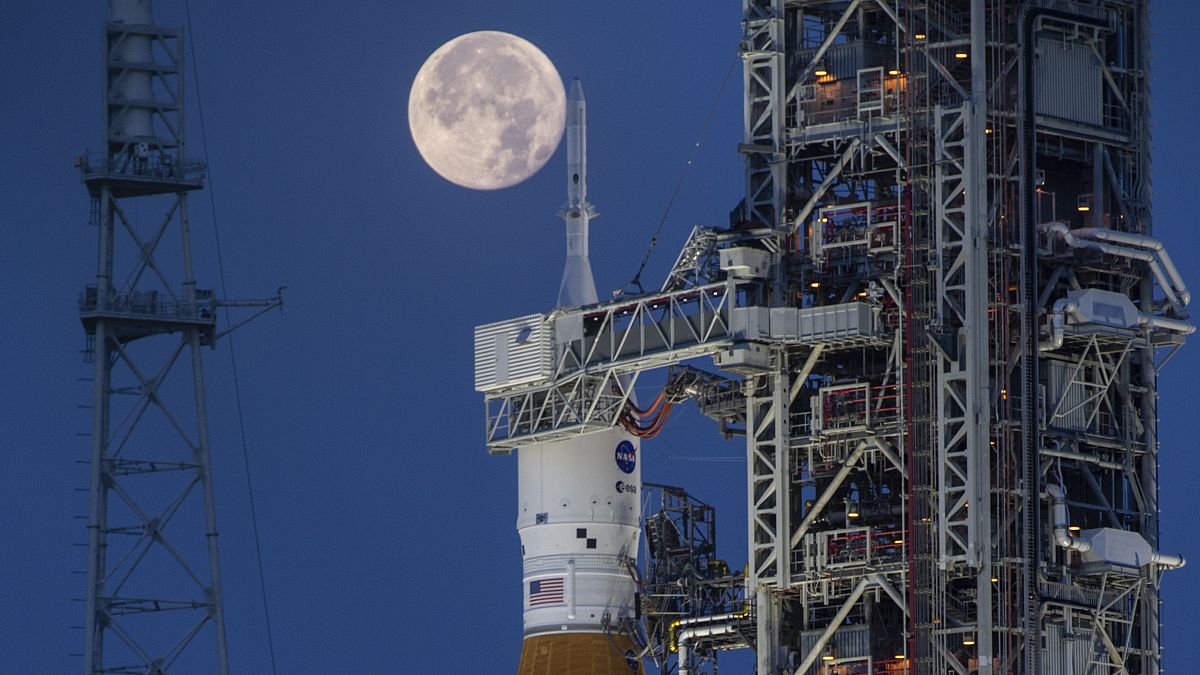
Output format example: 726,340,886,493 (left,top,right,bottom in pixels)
409,31,566,190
